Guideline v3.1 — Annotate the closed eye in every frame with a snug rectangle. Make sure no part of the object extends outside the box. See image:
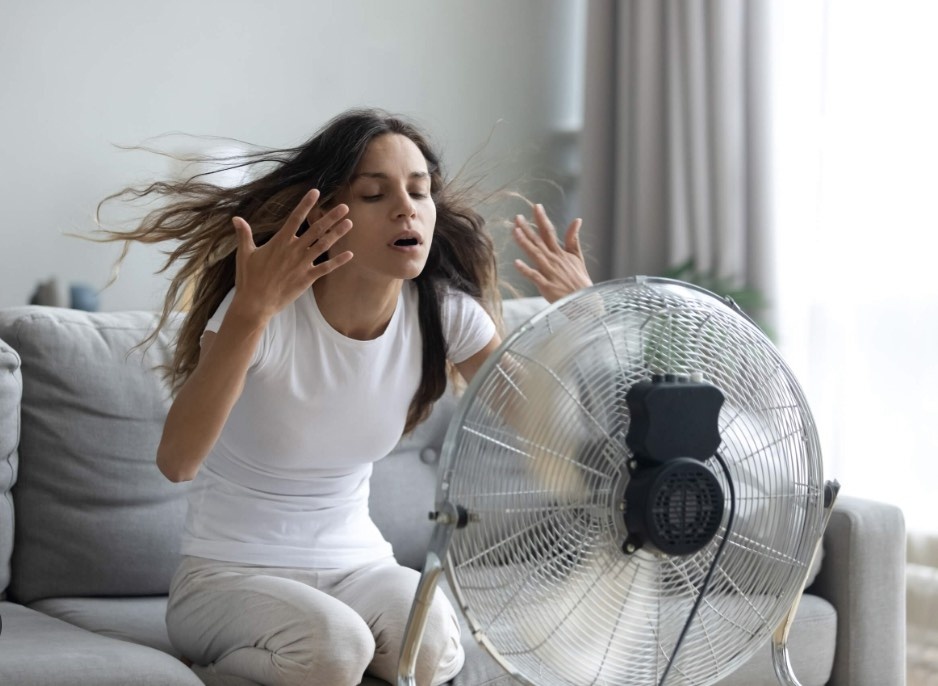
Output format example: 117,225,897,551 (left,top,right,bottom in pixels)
360,190,428,202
